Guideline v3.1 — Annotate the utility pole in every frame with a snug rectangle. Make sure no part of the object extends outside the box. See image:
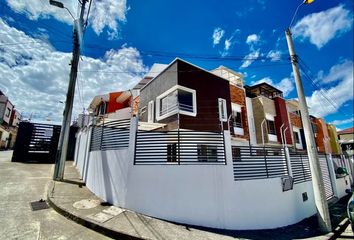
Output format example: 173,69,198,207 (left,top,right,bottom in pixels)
53,0,88,180
285,28,332,233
